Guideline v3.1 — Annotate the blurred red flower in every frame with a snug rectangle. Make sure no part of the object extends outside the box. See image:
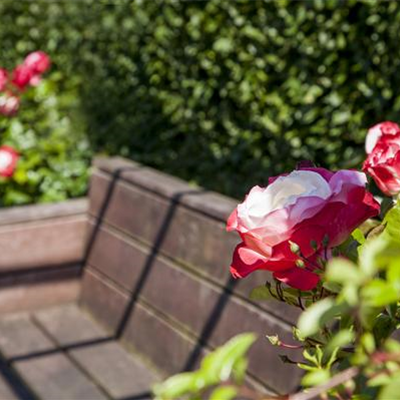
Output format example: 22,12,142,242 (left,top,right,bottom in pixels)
0,92,20,116
0,69,8,92
0,145,19,177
